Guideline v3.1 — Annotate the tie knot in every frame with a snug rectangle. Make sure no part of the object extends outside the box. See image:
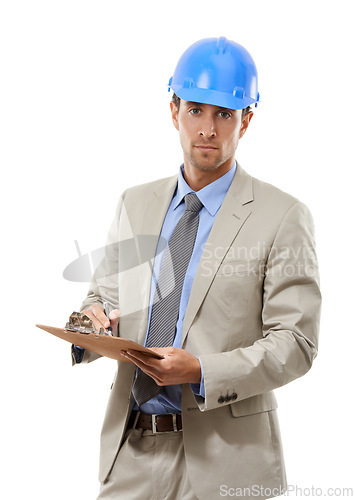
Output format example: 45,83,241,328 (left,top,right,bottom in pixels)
184,193,203,213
